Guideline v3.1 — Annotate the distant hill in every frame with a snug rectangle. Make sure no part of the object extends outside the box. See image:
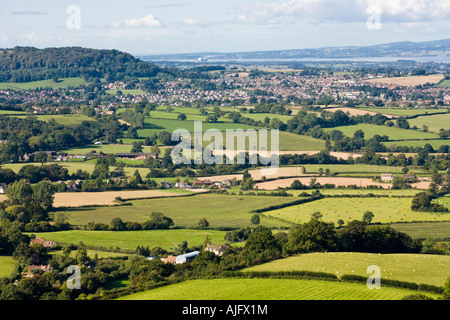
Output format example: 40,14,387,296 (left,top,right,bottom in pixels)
0,46,164,83
142,38,450,61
